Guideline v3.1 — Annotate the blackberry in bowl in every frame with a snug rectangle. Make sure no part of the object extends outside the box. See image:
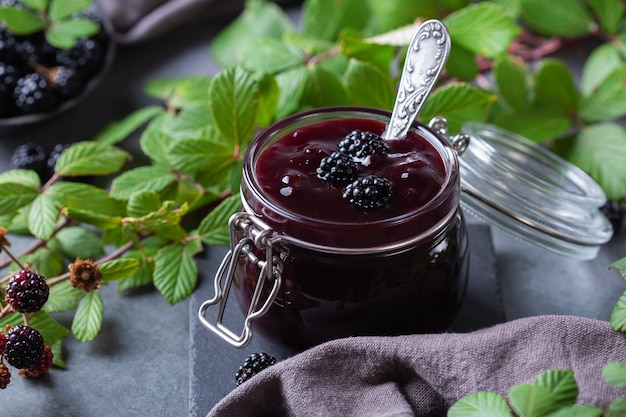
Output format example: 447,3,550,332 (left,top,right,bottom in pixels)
0,1,115,125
